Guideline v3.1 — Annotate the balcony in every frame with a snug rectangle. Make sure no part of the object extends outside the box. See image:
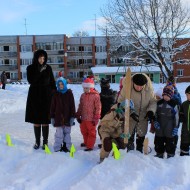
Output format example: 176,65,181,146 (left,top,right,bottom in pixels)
67,63,93,69
0,65,17,70
68,52,92,57
0,52,17,58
